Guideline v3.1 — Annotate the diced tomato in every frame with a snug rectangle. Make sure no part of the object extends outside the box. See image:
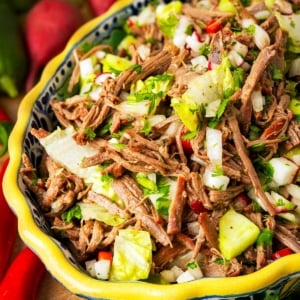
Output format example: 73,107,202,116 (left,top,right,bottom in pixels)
271,248,294,260
205,19,223,34
181,138,193,154
98,251,113,264
190,200,207,214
